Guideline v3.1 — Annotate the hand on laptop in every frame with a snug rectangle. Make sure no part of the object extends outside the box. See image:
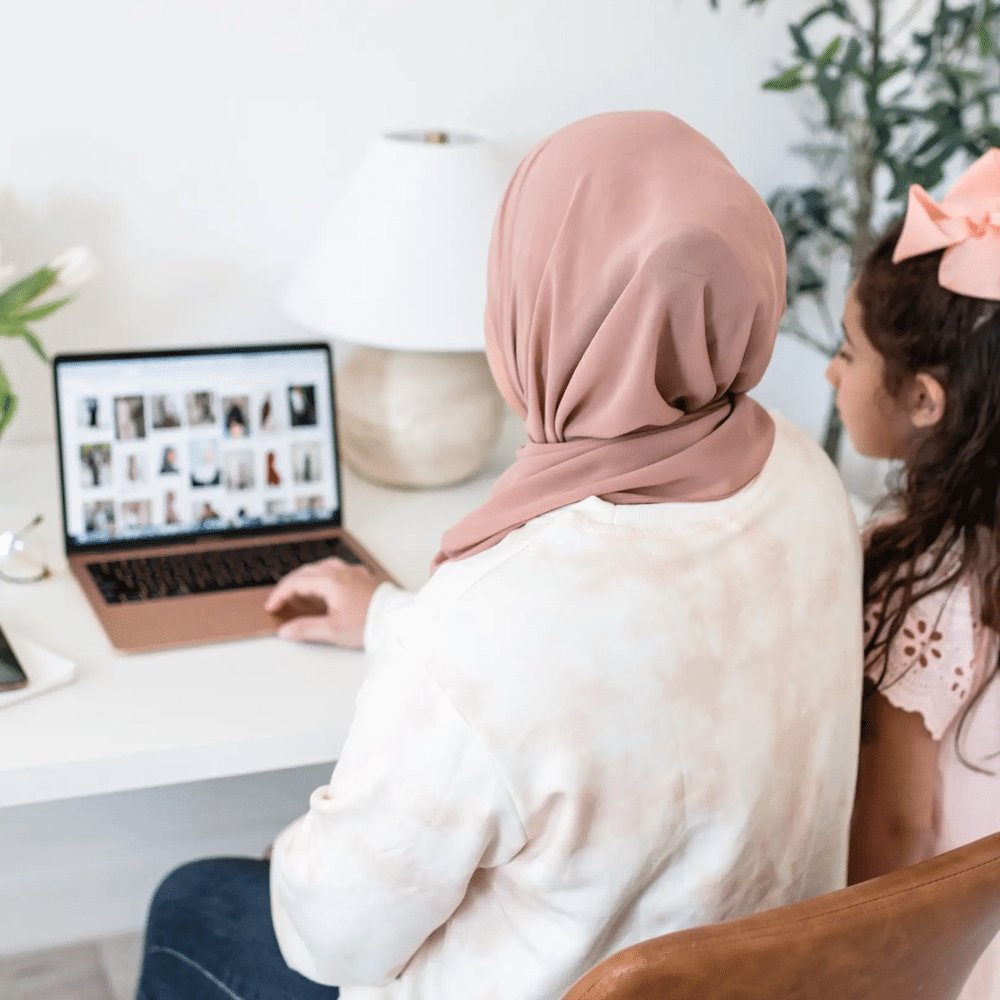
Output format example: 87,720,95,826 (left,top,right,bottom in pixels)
265,558,380,648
